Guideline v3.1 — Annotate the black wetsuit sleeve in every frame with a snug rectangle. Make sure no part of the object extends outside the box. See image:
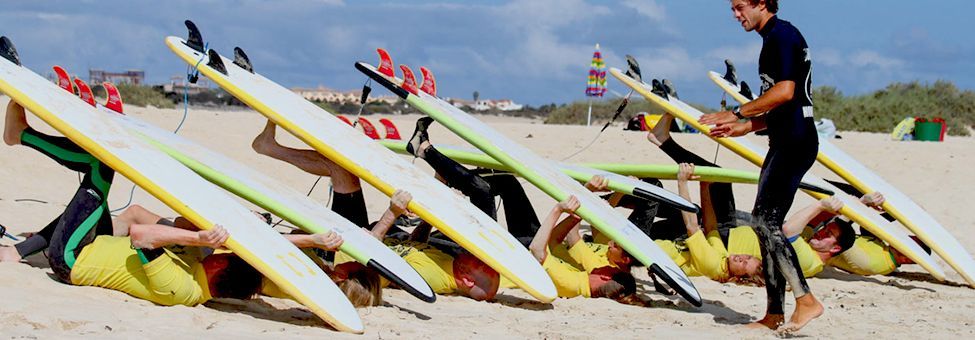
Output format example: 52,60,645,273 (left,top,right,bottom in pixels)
767,37,801,83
